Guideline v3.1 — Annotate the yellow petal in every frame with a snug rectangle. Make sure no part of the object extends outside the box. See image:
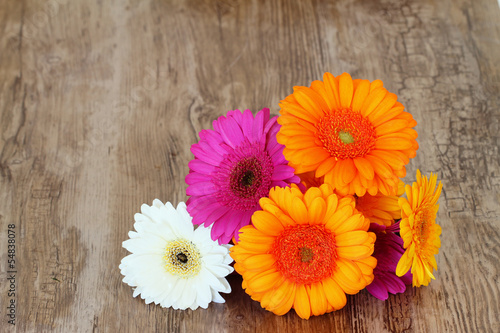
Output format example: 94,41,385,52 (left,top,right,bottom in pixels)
247,270,282,293
335,230,369,247
309,282,328,316
321,277,347,310
308,197,327,224
244,254,276,272
395,249,412,277
293,284,311,319
252,211,284,236
336,244,372,260
289,197,309,224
